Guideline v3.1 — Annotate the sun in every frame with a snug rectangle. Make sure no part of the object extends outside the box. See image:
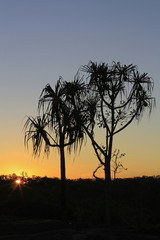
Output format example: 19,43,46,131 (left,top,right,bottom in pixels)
15,179,21,184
